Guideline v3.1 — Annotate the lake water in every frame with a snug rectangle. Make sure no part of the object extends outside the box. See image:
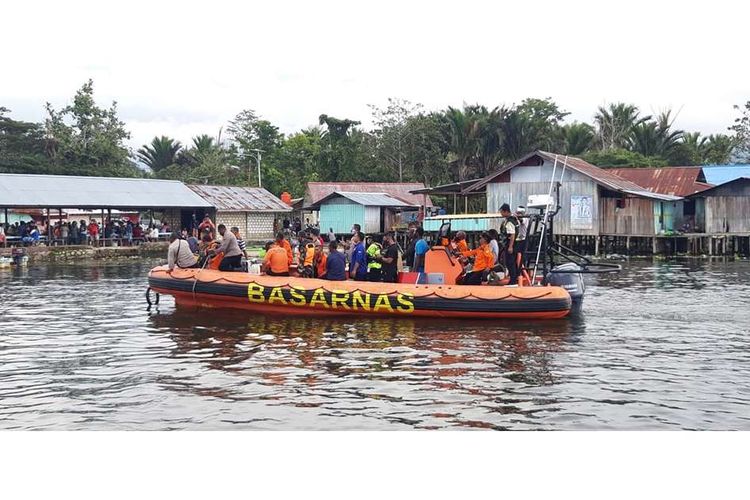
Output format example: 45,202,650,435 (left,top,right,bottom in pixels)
1,259,749,430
